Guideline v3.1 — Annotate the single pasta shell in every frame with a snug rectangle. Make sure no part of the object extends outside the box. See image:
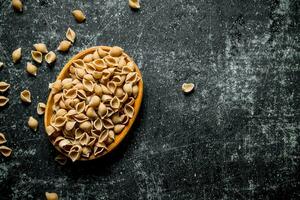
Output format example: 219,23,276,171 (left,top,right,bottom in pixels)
45,51,57,64
56,108,67,117
109,46,123,57
33,43,48,53
46,125,56,136
65,120,76,131
86,63,96,74
57,40,72,52
37,102,46,115
66,27,76,43
123,83,133,96
126,72,138,83
182,83,195,93
0,82,10,92
92,50,100,60
83,54,93,63
79,132,90,146
88,96,100,108
124,104,134,118
110,96,120,109
28,116,38,131
103,118,114,129
45,192,59,200
31,51,43,63
75,101,85,113
98,103,107,119
26,62,38,76
72,10,86,23
104,56,118,67
73,59,85,68
126,97,135,106
0,62,4,69
93,118,103,131
79,121,92,132
132,84,139,98
68,145,82,162
74,113,89,123
50,80,62,94
107,81,117,94
86,107,97,119
12,0,22,12
12,48,22,63
129,0,140,9
20,90,31,103
0,133,7,145
82,146,91,158
0,146,12,157
94,84,102,96
83,79,94,92
83,74,94,81
114,124,125,134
